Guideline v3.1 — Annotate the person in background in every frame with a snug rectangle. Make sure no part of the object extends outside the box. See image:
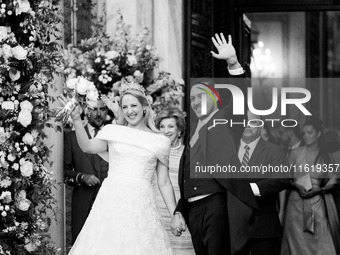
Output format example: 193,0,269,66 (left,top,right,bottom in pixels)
237,113,289,255
279,124,302,159
280,117,340,255
64,99,109,243
154,107,195,255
